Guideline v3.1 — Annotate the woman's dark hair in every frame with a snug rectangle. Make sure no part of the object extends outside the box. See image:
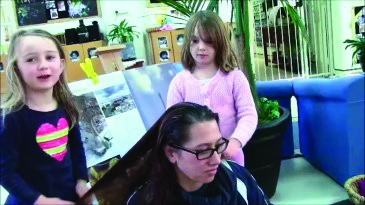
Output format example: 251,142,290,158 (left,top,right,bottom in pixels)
78,102,219,205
